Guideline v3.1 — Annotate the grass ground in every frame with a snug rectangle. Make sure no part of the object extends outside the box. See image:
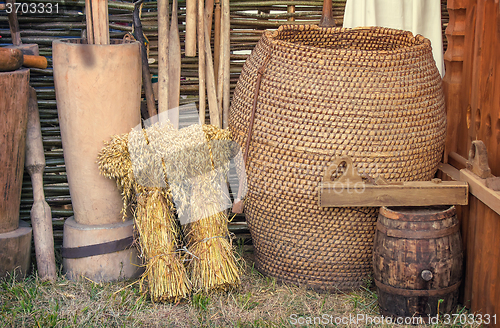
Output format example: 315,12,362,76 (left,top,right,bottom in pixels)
0,252,481,328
